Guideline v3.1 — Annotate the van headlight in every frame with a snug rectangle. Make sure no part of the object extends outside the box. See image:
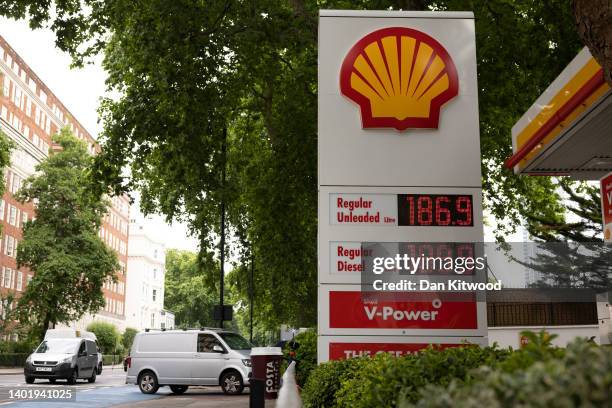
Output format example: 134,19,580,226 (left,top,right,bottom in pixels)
25,355,31,364
62,356,73,364
242,359,251,367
